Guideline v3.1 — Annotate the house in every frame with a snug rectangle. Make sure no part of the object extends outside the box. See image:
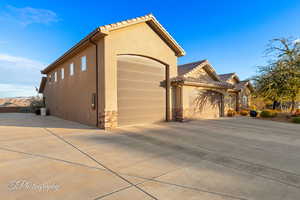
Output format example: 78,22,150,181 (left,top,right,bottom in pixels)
39,14,185,130
172,60,233,121
219,73,254,112
39,14,253,129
